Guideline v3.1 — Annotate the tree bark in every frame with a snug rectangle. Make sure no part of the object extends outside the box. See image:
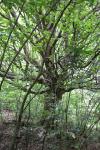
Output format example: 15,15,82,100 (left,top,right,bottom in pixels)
42,86,64,129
